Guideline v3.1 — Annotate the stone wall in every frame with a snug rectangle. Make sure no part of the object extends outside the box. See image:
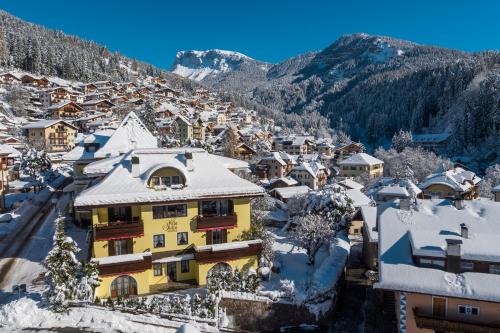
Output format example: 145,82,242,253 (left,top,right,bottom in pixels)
220,297,332,332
